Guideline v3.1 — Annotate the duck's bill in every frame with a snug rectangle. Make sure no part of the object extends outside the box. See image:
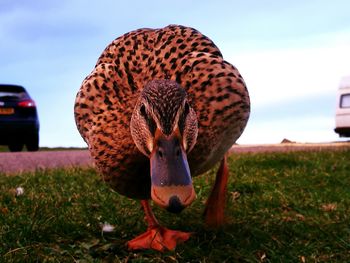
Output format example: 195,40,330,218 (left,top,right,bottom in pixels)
150,130,196,213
